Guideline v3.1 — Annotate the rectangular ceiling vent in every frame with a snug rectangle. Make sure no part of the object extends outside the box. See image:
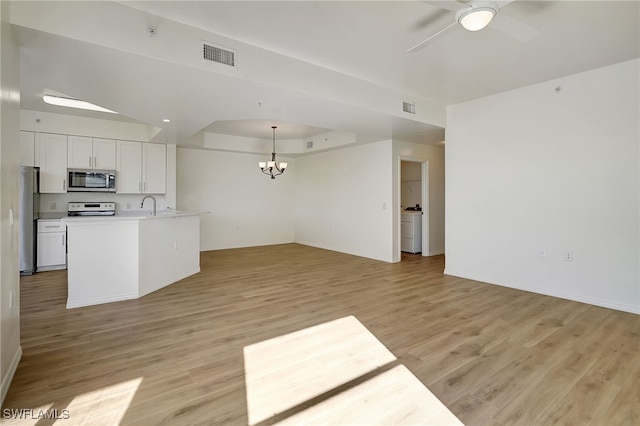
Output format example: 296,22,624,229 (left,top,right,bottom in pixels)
202,42,235,68
402,101,416,115
307,141,314,149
